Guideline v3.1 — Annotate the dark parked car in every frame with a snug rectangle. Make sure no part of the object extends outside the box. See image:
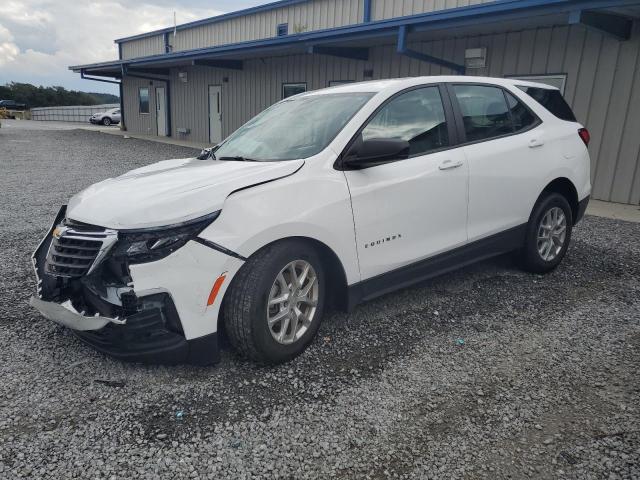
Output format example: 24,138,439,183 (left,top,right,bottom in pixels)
0,100,27,110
